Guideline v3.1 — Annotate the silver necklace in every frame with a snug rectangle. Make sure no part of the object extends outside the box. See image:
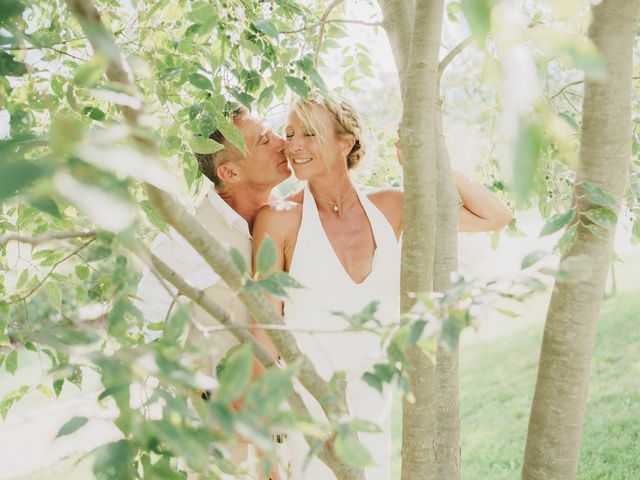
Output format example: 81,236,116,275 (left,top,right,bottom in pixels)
314,188,356,214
